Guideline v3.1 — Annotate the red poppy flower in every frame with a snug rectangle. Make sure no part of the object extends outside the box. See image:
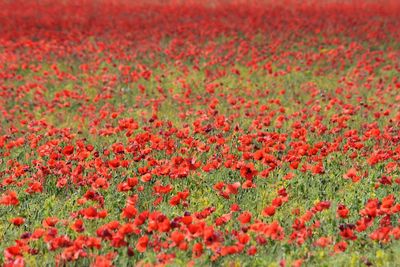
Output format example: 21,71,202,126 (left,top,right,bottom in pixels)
122,205,137,219
192,243,203,258
238,211,252,224
0,191,19,206
263,206,276,217
343,168,360,182
333,241,347,253
337,204,349,218
62,145,74,156
10,217,25,226
240,163,258,180
136,235,149,253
